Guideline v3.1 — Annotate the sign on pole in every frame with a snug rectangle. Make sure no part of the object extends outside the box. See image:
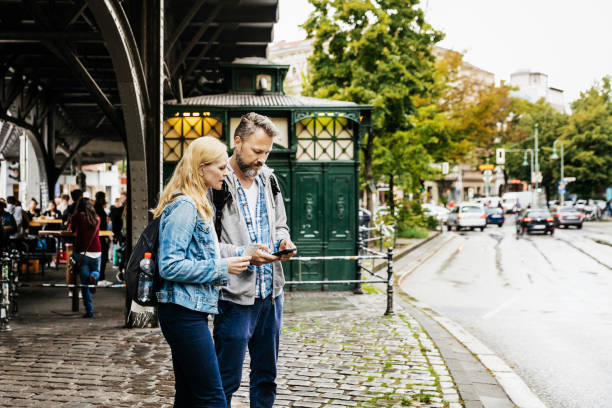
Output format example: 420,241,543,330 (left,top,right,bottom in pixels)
478,164,495,171
442,162,449,175
558,180,566,194
496,148,505,164
563,177,576,183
